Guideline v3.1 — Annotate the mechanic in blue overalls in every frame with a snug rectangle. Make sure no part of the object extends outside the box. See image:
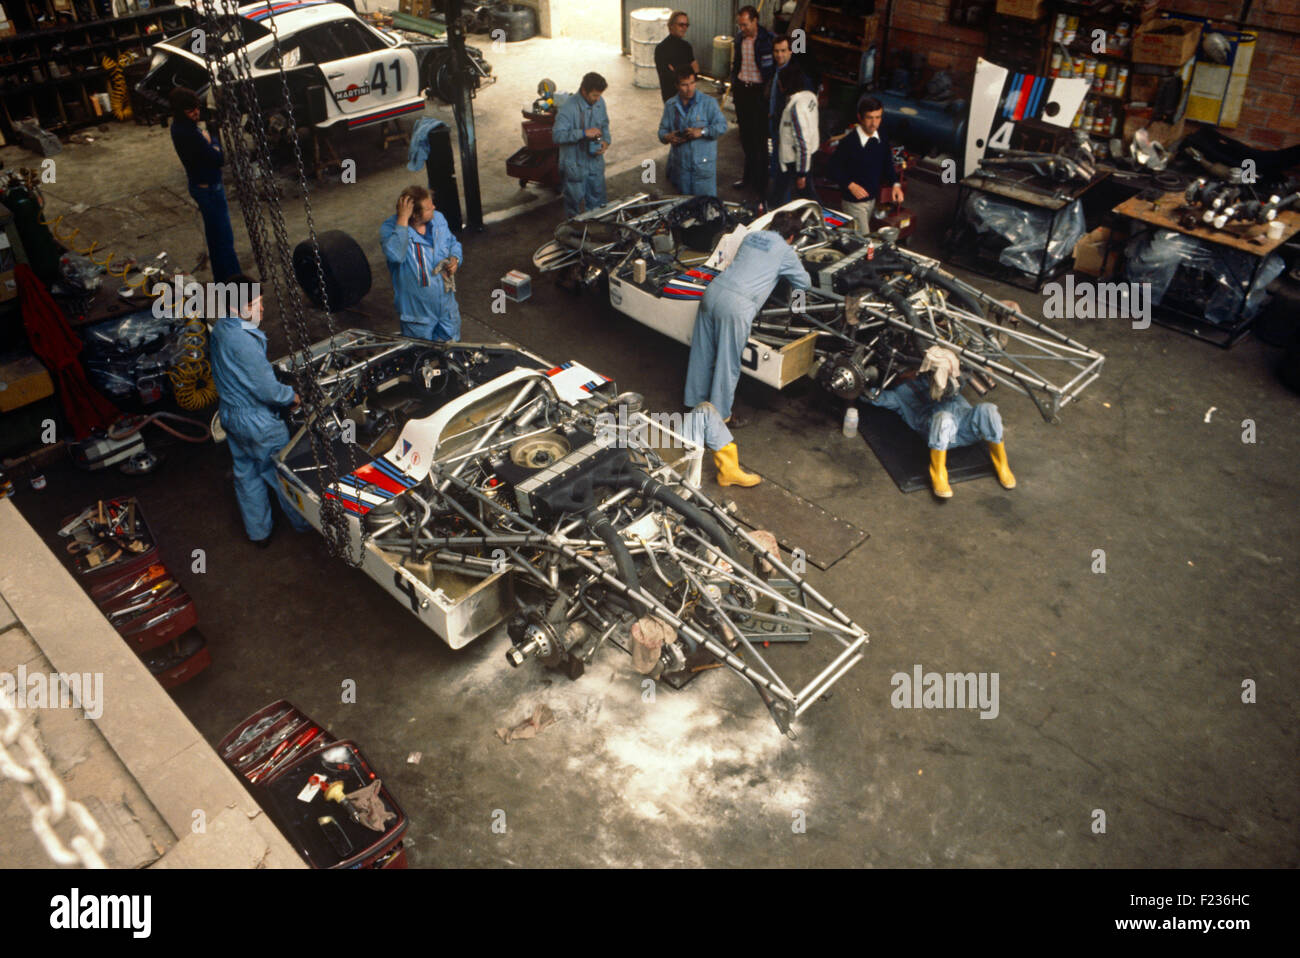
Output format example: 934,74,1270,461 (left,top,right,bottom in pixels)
552,72,611,217
380,185,462,340
871,346,1016,499
658,67,729,196
684,211,810,425
209,276,310,547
